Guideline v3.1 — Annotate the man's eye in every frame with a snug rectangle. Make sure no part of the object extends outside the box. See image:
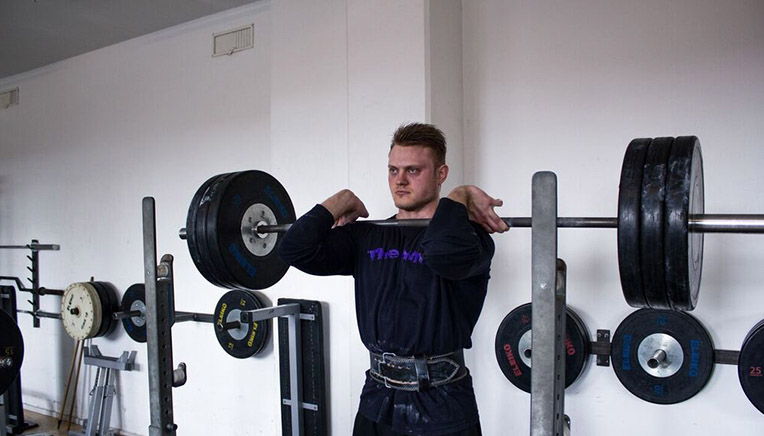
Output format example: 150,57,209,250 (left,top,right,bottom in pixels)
389,168,397,175
408,168,418,174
